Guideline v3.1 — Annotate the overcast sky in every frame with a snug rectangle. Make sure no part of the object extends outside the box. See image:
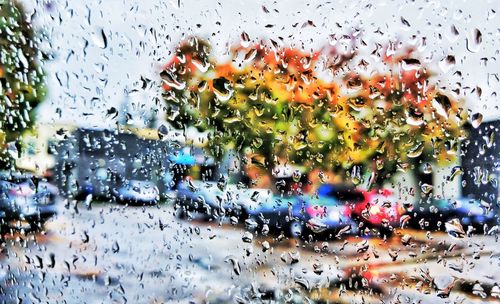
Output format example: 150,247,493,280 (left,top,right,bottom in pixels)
23,0,500,128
